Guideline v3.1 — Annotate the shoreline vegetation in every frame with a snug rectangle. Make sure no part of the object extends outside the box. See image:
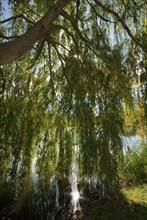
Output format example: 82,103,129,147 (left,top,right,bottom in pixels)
1,184,146,220
78,184,147,220
0,141,146,220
